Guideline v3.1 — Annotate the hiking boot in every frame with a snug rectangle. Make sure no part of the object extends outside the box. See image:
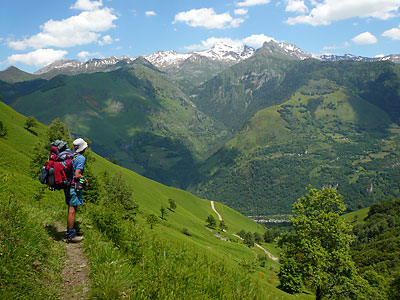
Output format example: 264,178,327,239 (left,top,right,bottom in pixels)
65,228,83,242
67,235,84,243
74,223,81,235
